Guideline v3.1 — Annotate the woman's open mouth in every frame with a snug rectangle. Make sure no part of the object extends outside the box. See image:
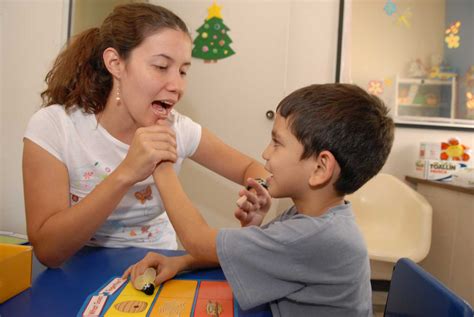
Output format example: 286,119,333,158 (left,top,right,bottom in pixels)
151,100,174,119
